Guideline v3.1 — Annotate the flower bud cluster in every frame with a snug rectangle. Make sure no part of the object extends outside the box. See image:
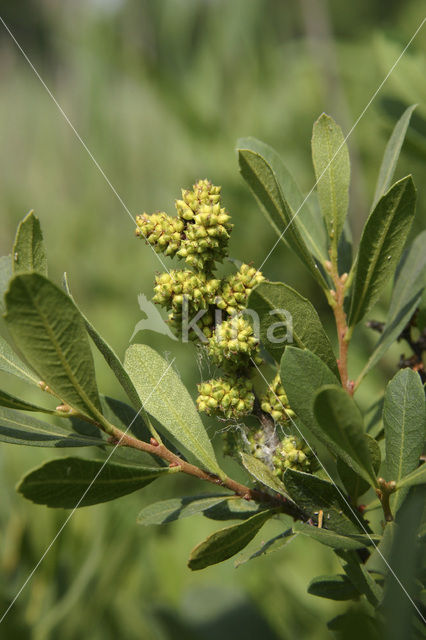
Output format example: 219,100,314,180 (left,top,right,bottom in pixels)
135,213,184,257
260,373,294,425
215,264,265,315
247,428,268,460
136,179,266,428
136,180,232,270
176,201,233,270
153,271,220,313
197,376,254,419
272,435,315,474
207,316,261,368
